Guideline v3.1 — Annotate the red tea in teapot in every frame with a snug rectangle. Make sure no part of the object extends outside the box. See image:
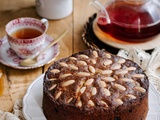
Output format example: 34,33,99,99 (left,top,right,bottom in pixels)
97,1,160,41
